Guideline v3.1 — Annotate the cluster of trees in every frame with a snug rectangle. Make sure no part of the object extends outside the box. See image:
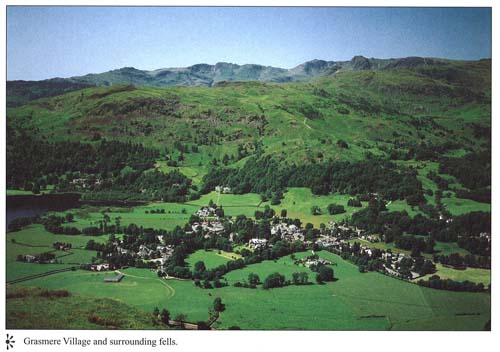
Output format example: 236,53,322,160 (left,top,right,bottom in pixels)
234,273,261,288
263,273,286,289
8,216,38,232
152,307,171,326
433,253,491,269
130,169,192,202
16,252,55,263
394,235,435,256
334,243,385,273
417,275,486,292
347,197,362,207
7,126,197,202
351,199,441,241
438,152,490,204
146,209,166,214
327,203,345,215
351,199,490,256
291,272,310,285
310,264,335,283
254,206,276,220
38,213,120,237
438,152,490,191
53,241,72,250
202,155,425,205
411,256,437,276
7,128,159,190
